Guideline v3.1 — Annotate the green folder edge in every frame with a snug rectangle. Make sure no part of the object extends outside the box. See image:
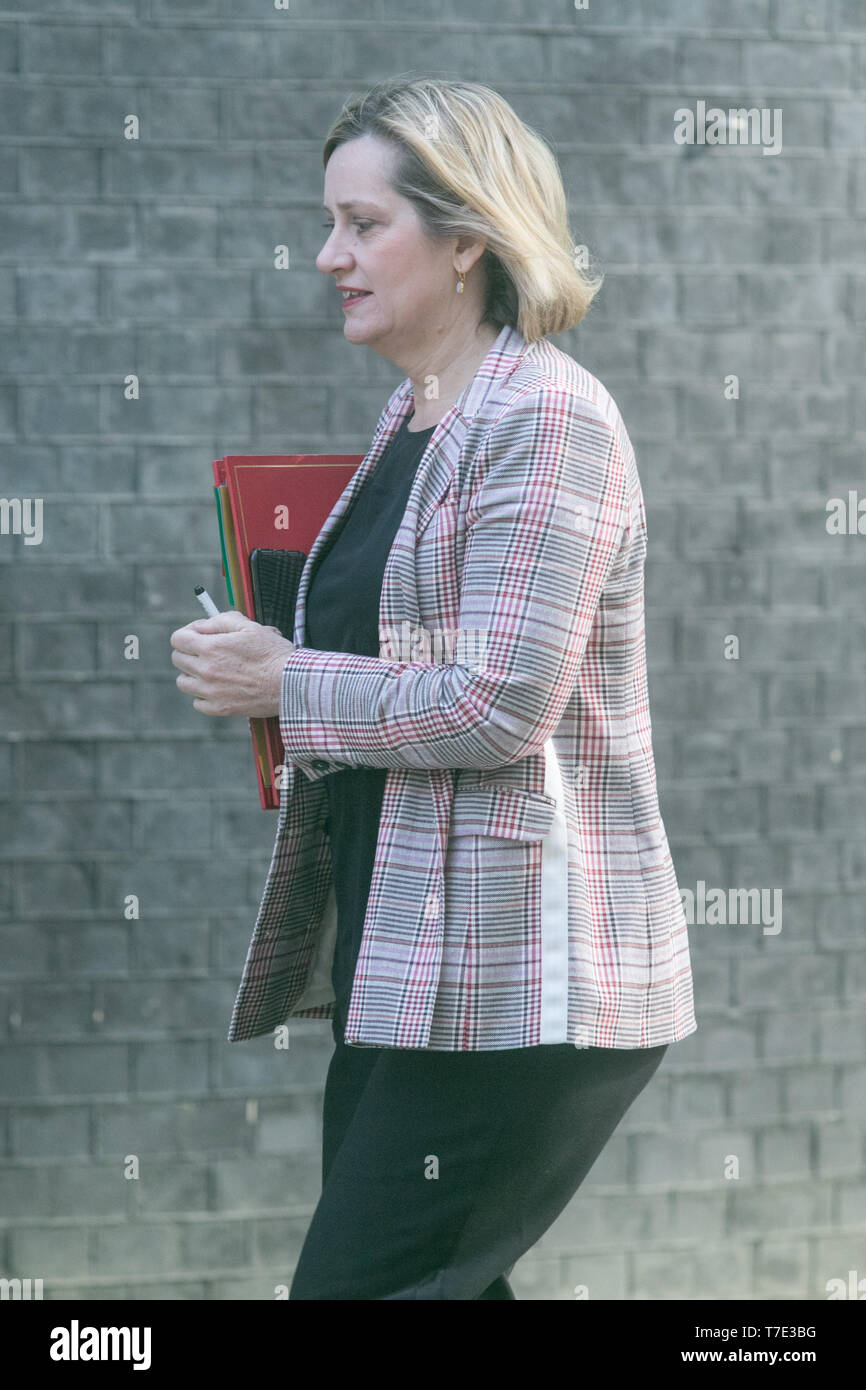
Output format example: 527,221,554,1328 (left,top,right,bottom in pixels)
213,484,235,608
